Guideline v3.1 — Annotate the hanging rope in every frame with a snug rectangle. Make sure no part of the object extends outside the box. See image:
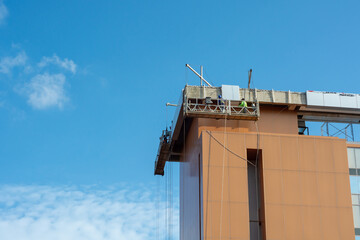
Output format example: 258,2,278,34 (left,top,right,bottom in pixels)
181,119,186,240
219,116,227,240
206,118,260,239
205,130,256,167
156,177,160,240
205,133,212,239
165,163,168,240
227,125,232,238
167,163,169,240
169,161,173,240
